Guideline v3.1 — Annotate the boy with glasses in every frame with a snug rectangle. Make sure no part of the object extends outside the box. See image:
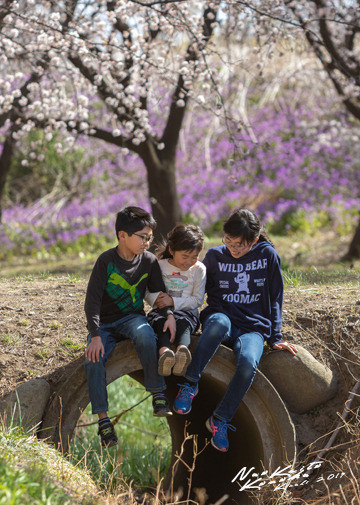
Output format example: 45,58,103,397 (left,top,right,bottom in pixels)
84,206,176,448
